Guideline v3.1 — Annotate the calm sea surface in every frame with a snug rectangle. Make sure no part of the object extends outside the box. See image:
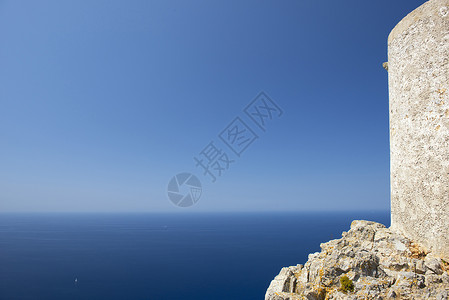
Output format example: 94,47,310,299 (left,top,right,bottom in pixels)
0,212,389,300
